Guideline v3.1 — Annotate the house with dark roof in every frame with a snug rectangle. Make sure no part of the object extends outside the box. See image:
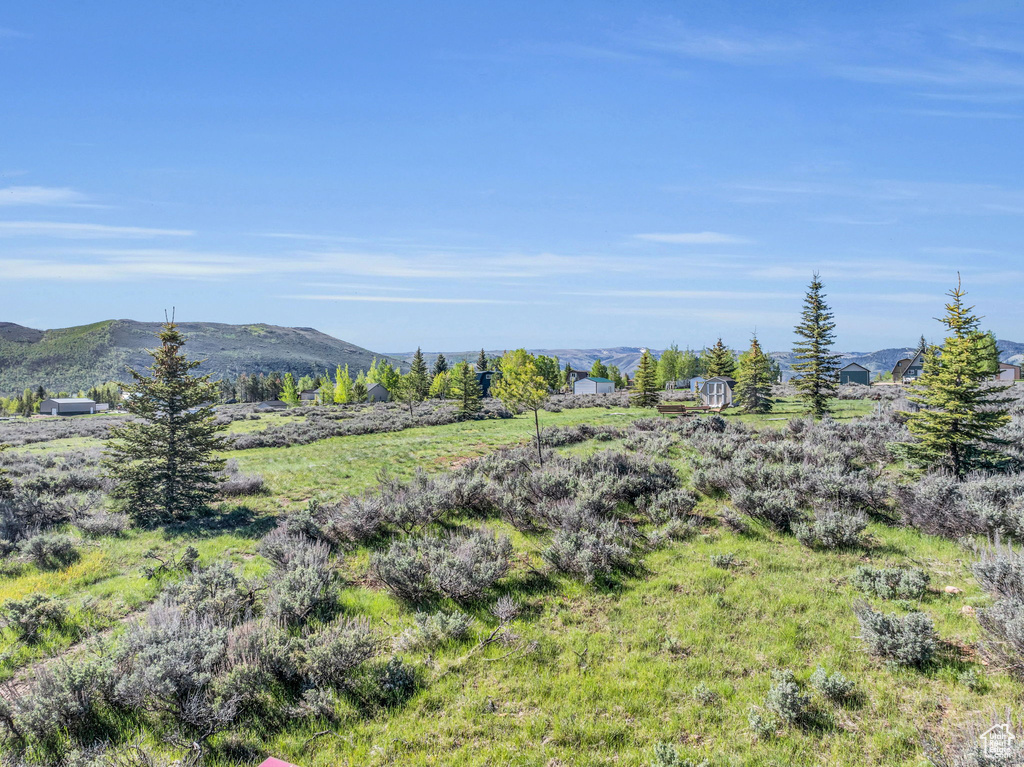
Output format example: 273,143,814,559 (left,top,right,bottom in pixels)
892,351,925,383
564,368,589,390
476,371,497,397
839,362,871,385
574,376,614,395
40,398,98,416
299,389,319,403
